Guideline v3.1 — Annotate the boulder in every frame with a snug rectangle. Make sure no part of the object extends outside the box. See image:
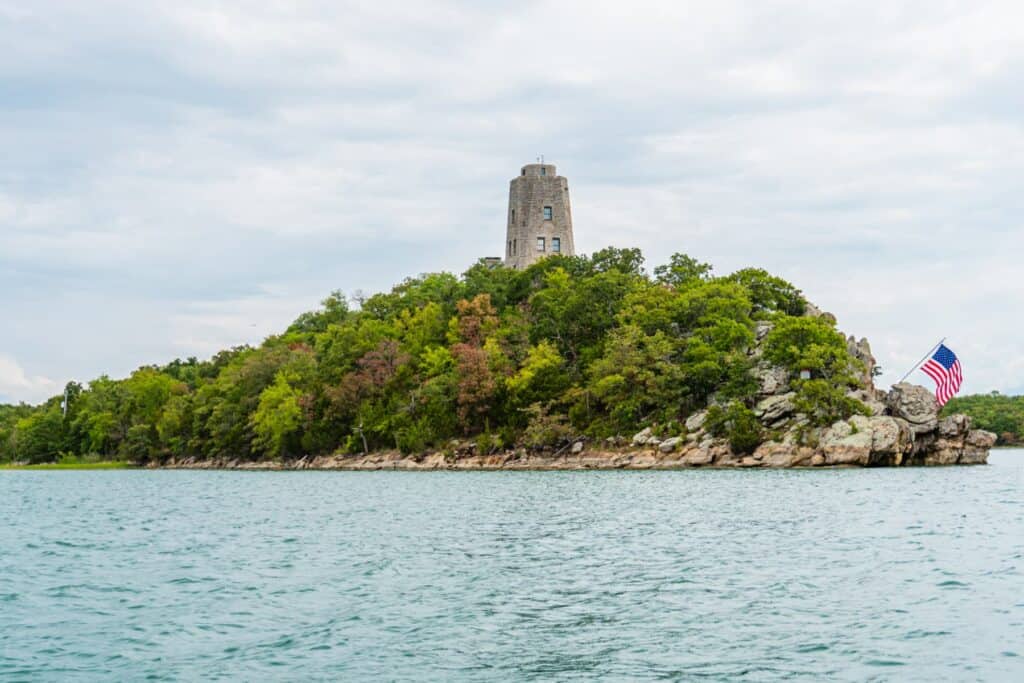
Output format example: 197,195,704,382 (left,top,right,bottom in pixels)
922,437,964,465
682,448,715,466
631,427,652,446
754,392,797,423
961,429,996,464
685,410,708,433
658,436,682,453
821,420,872,466
850,415,913,461
571,441,584,454
754,363,791,396
939,413,970,438
886,383,940,434
752,441,812,467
